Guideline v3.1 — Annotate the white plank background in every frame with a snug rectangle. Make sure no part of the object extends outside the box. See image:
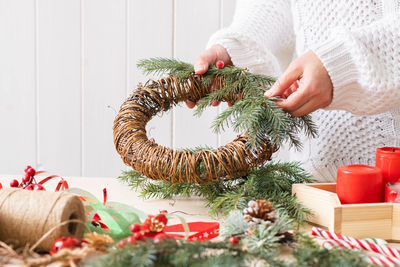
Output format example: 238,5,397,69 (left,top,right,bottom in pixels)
0,0,289,178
